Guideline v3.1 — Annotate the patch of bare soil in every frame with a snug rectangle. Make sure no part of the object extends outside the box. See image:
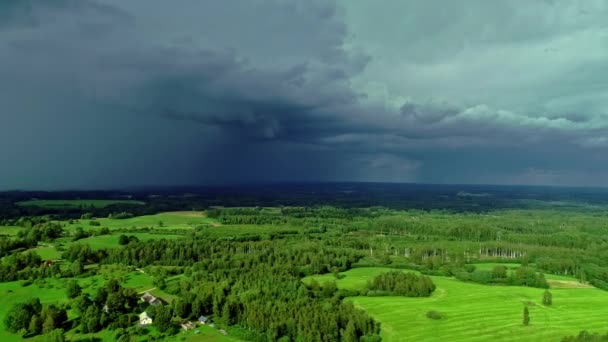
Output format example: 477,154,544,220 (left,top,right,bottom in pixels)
547,279,593,289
